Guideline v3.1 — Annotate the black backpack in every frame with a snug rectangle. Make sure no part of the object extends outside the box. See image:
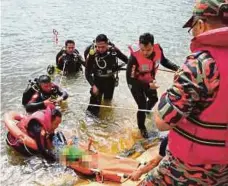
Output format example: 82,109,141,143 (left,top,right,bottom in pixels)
22,78,40,106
